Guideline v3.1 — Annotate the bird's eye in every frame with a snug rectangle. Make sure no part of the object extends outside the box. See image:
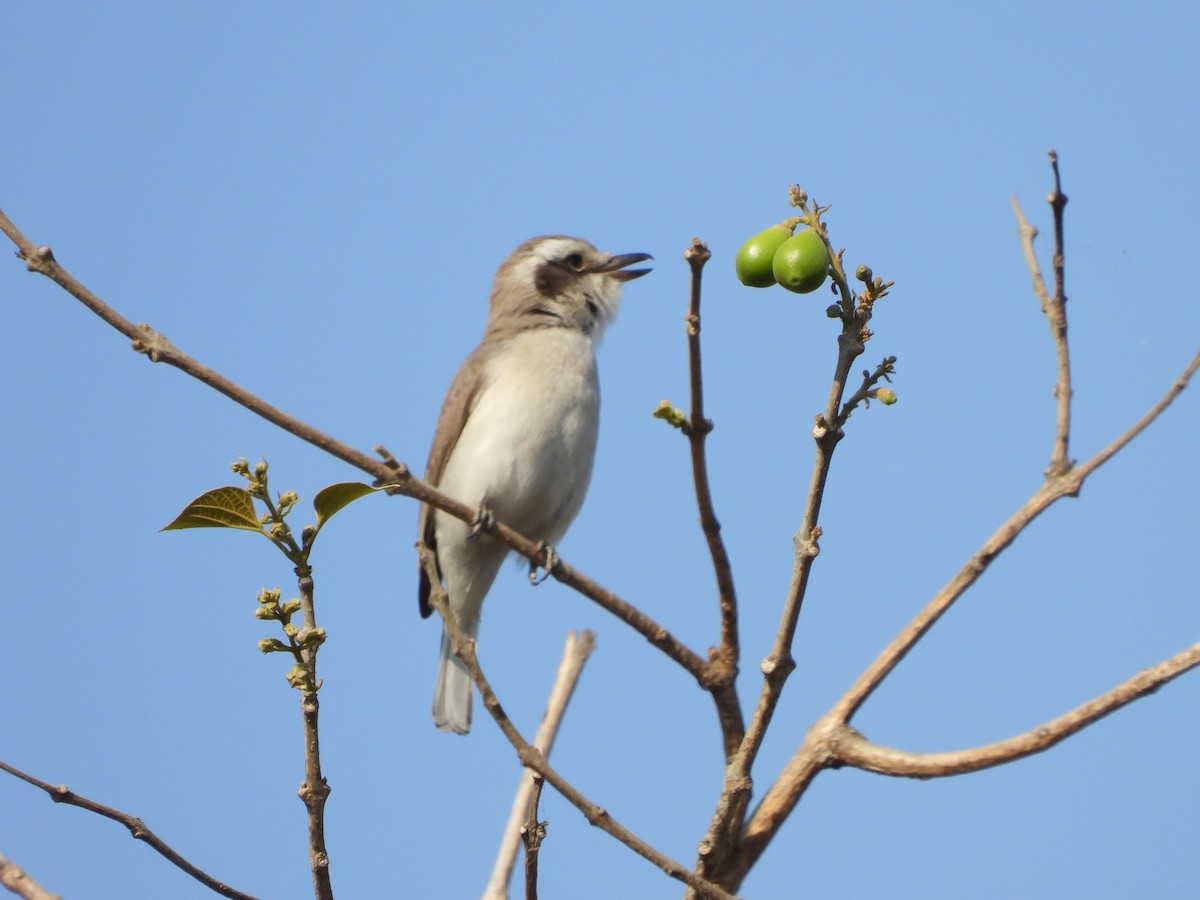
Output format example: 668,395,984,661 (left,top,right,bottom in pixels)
564,252,586,271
